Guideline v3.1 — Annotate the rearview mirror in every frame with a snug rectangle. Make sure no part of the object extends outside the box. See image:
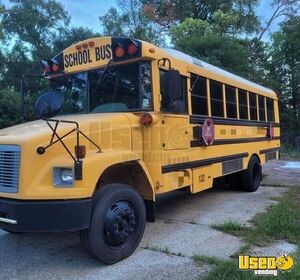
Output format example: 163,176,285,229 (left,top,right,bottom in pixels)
35,89,64,119
167,69,181,100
